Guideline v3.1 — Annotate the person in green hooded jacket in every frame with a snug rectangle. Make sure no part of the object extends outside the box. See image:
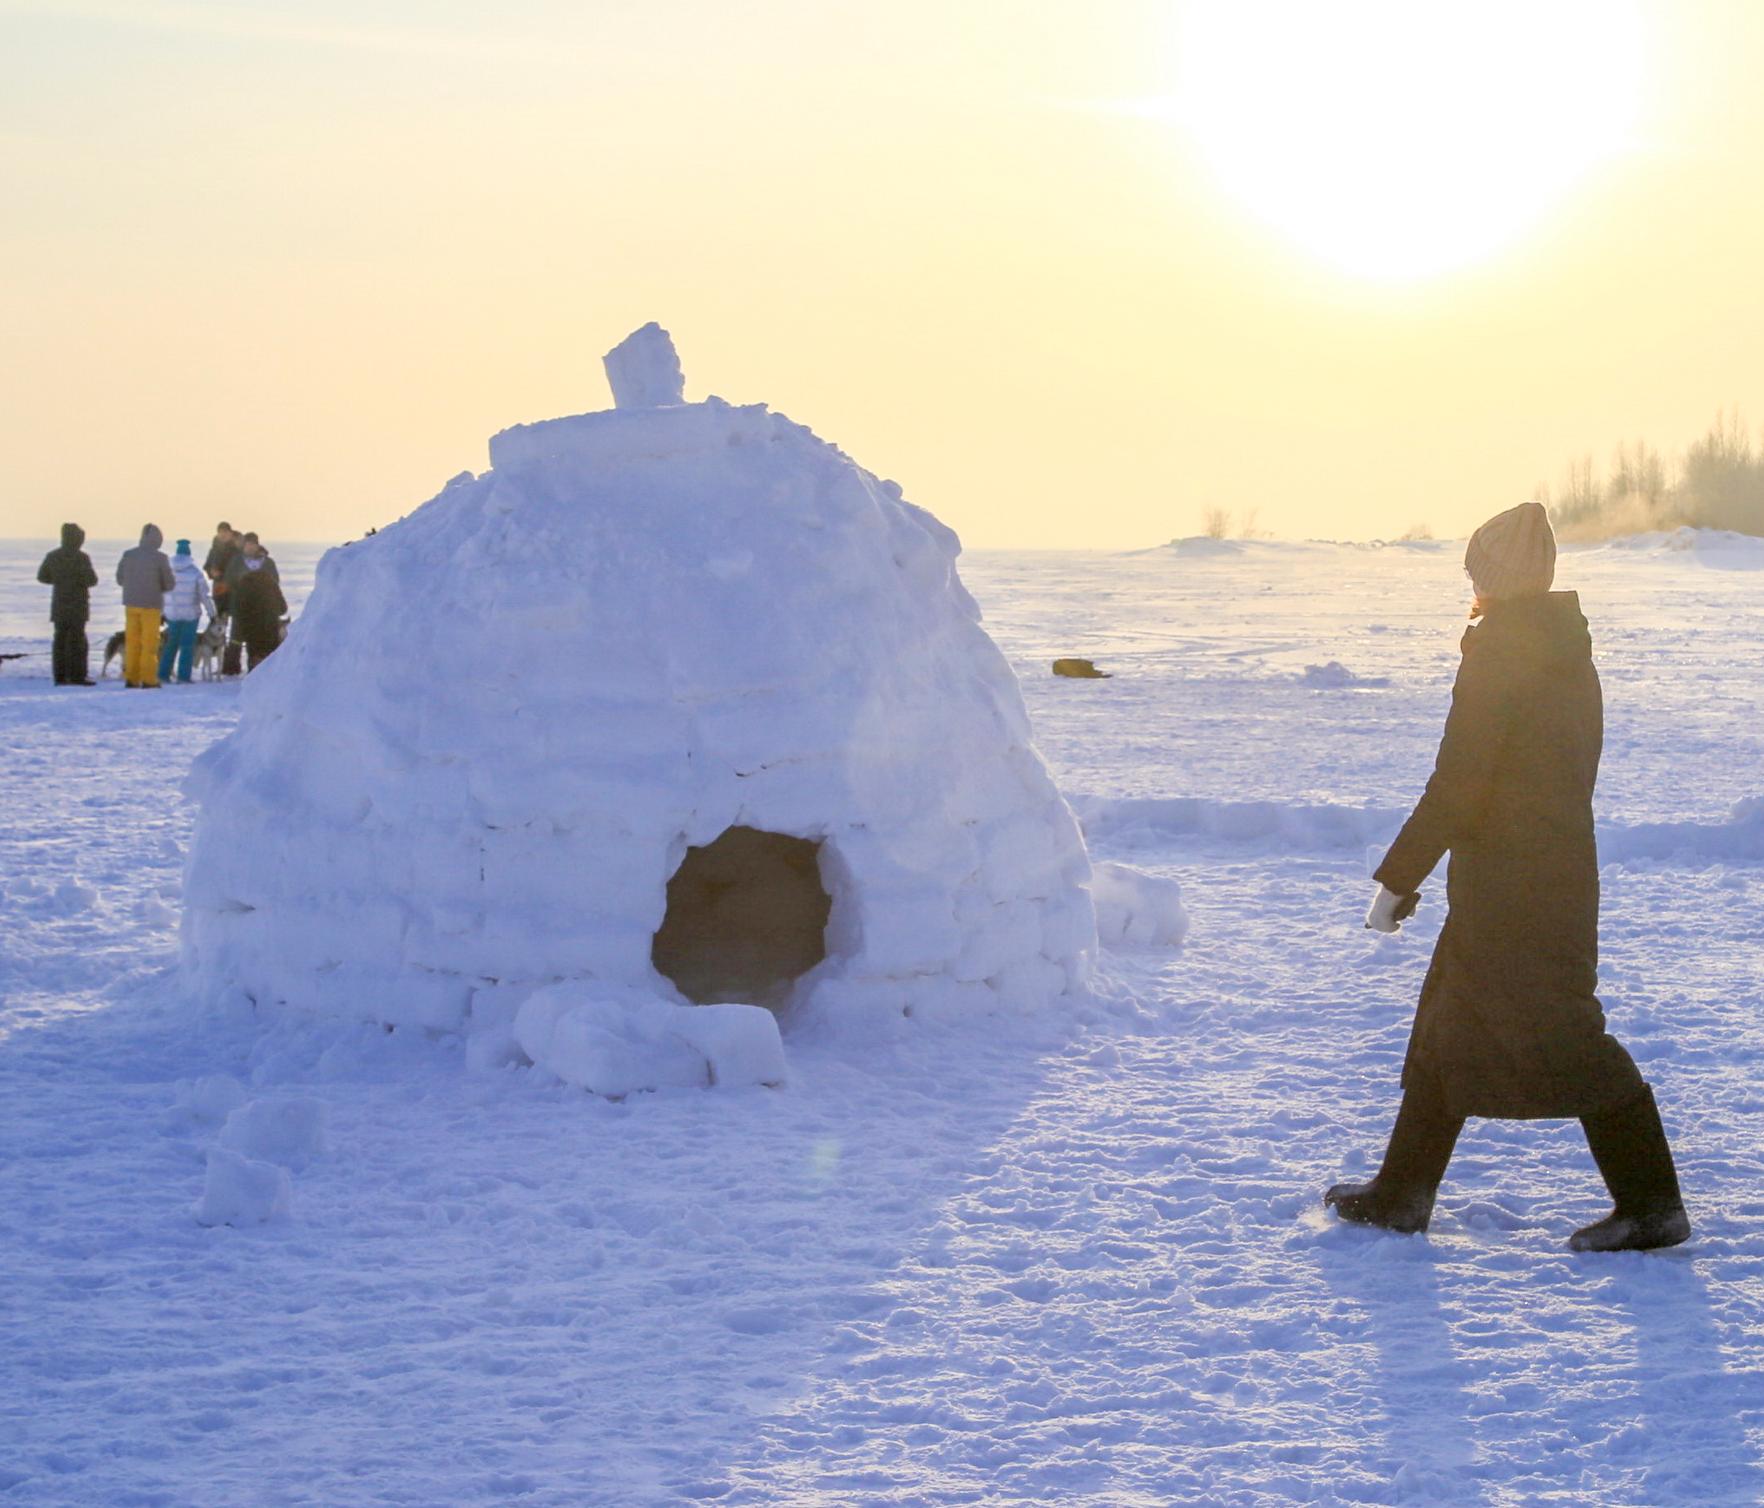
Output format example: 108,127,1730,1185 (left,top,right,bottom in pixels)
38,522,99,685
